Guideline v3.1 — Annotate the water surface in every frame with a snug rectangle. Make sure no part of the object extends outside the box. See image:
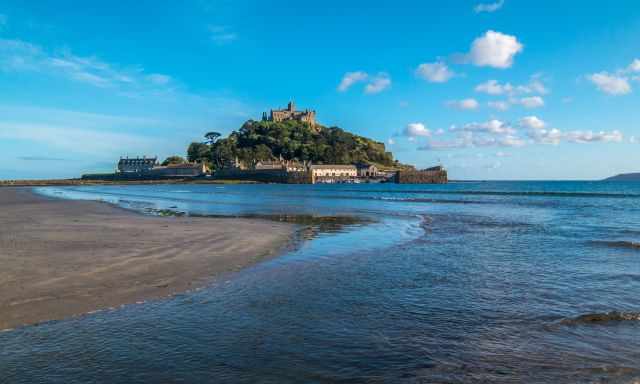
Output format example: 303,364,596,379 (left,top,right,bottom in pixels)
2,181,640,383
